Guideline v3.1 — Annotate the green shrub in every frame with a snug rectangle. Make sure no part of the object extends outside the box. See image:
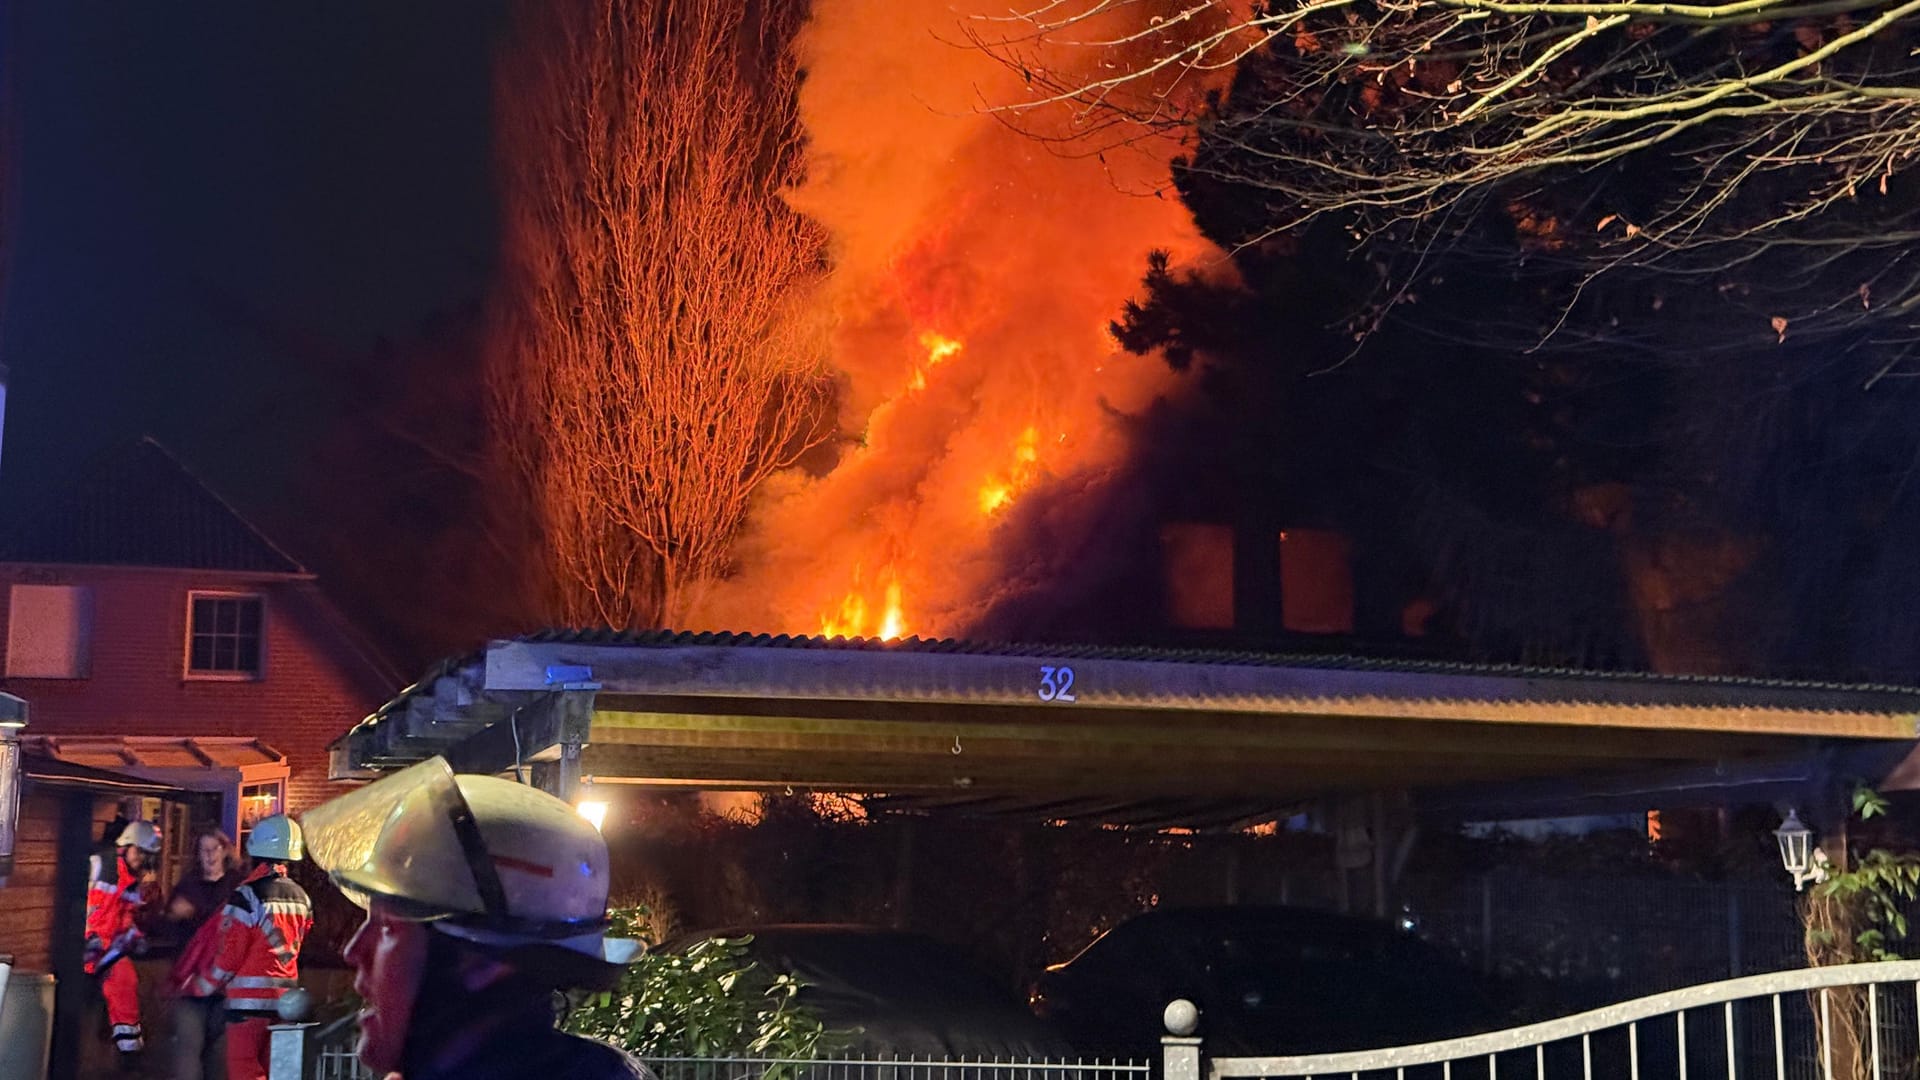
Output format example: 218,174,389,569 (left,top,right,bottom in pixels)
565,908,828,1060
